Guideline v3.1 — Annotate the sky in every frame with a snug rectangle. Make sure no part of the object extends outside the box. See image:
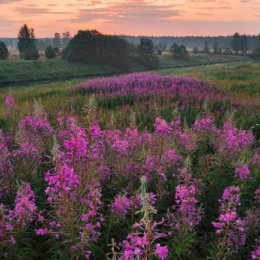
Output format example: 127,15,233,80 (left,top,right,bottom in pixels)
0,0,260,37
